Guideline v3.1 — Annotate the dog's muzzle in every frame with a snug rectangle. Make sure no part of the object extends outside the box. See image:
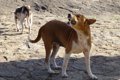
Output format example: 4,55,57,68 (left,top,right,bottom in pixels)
71,20,76,25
